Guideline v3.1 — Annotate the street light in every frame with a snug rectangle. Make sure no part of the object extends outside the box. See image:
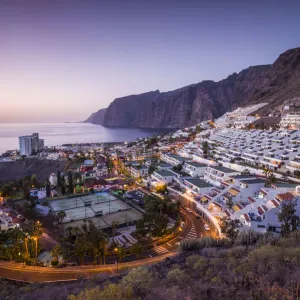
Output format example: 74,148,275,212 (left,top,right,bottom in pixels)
33,237,38,266
114,248,119,274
